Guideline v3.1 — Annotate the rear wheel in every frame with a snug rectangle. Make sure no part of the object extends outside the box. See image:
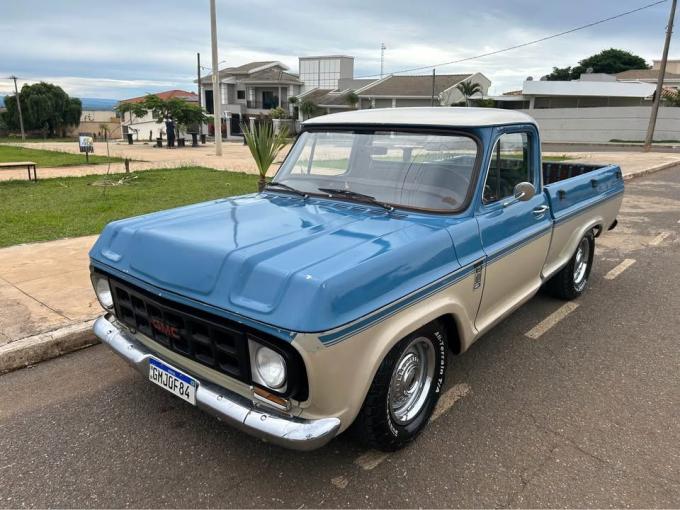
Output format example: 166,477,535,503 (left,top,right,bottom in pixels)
351,321,448,451
547,231,595,300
